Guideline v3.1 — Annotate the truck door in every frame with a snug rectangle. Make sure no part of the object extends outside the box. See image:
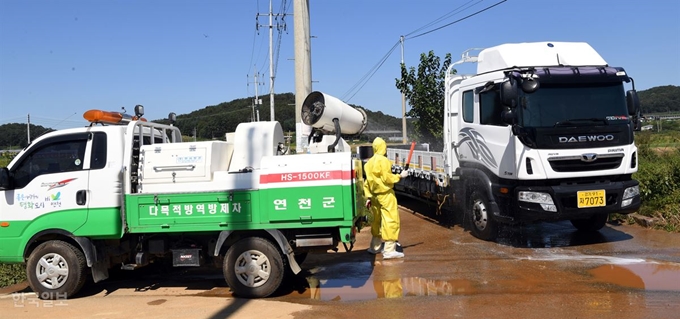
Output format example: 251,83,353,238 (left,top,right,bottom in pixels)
476,84,515,176
458,84,514,176
74,131,123,237
0,133,91,241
